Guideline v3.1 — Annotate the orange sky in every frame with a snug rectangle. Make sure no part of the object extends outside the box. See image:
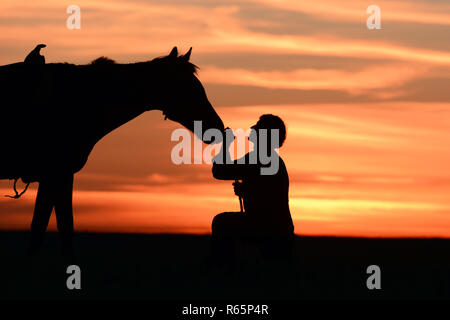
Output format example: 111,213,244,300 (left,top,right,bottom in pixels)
1,0,450,237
